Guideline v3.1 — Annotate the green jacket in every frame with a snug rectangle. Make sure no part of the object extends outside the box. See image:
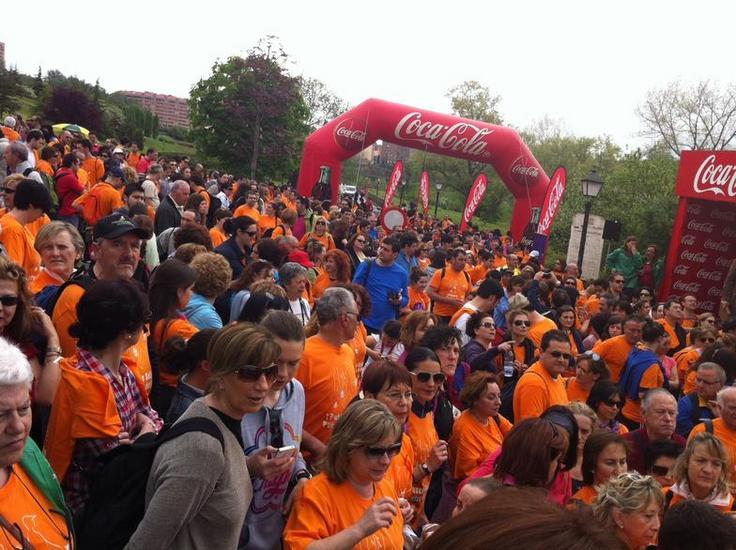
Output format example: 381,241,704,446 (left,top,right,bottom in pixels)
19,437,74,540
606,247,643,287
